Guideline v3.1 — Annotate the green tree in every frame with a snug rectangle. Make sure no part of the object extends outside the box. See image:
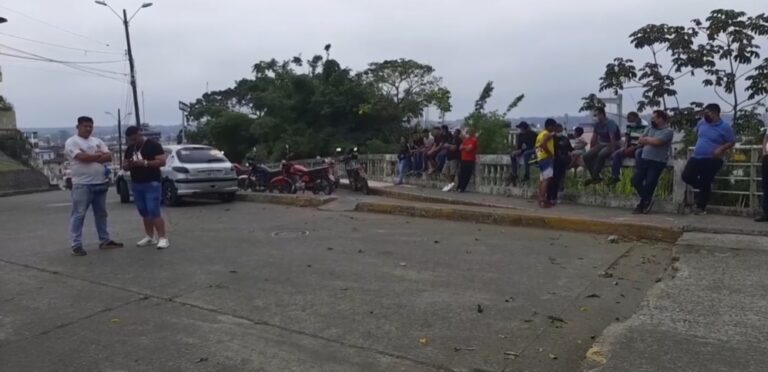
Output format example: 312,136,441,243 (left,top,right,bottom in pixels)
362,59,449,123
465,81,525,154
